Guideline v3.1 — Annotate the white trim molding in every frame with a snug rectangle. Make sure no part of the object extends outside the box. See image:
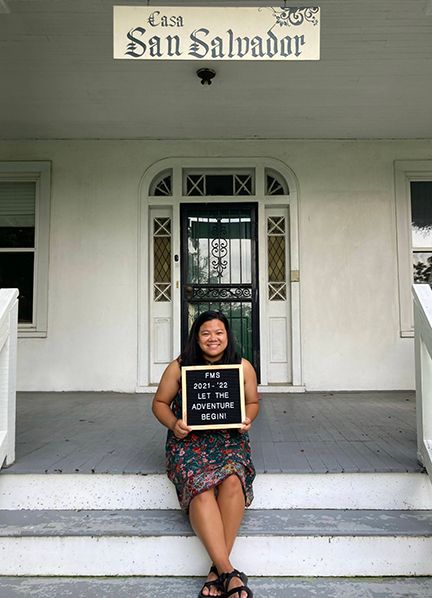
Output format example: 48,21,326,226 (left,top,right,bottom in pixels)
0,162,51,338
395,160,432,338
137,157,302,391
